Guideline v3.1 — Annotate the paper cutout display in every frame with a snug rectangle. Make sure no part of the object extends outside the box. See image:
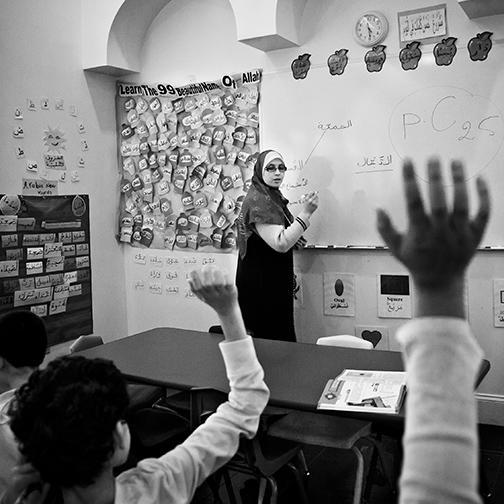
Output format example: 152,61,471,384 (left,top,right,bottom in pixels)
468,32,493,62
365,45,387,73
399,41,422,70
327,49,349,76
116,69,262,251
291,54,311,80
433,37,457,66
